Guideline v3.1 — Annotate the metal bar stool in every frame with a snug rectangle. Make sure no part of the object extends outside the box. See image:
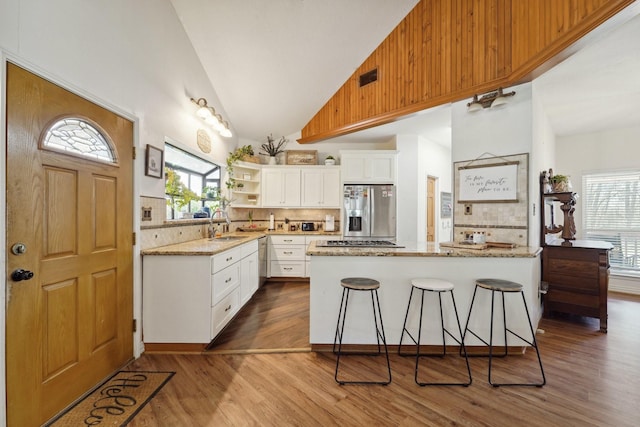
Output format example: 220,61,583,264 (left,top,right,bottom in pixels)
461,278,546,387
398,278,472,386
333,277,392,385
